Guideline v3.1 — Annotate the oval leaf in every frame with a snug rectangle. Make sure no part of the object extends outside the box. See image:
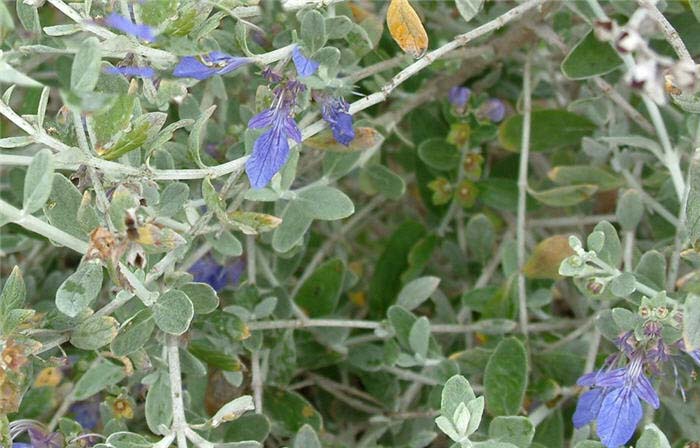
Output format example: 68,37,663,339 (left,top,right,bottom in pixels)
386,0,428,58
